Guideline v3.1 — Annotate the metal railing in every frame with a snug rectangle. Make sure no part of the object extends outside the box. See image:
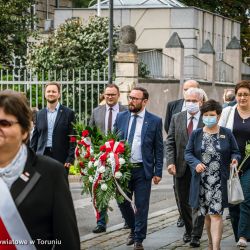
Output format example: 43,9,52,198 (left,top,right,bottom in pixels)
215,60,233,83
138,49,174,79
184,55,207,81
0,68,108,124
